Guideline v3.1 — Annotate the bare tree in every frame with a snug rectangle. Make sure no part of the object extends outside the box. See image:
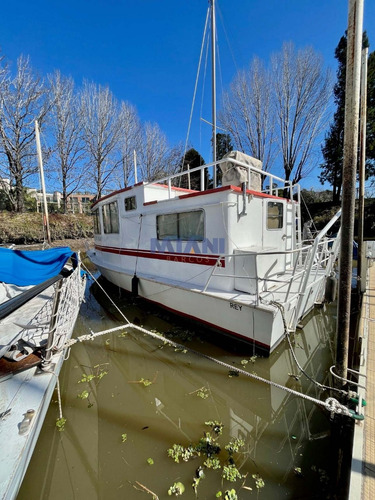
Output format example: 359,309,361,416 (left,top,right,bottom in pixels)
220,57,276,172
49,71,86,212
116,101,141,188
271,43,332,183
138,122,181,182
0,55,51,212
80,81,122,198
